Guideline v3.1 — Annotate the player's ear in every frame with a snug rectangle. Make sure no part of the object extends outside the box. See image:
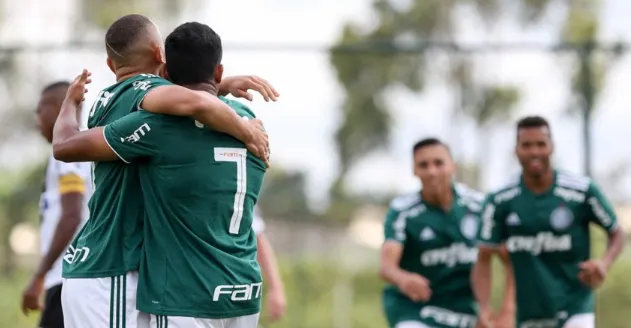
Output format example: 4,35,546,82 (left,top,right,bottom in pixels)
106,58,115,74
214,64,224,84
160,65,169,80
155,46,166,64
